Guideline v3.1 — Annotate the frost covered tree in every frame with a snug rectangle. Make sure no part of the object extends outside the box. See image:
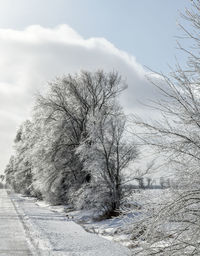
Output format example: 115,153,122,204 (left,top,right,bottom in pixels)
77,109,137,215
132,1,200,255
31,70,127,204
5,120,36,195
5,70,137,213
5,156,16,190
